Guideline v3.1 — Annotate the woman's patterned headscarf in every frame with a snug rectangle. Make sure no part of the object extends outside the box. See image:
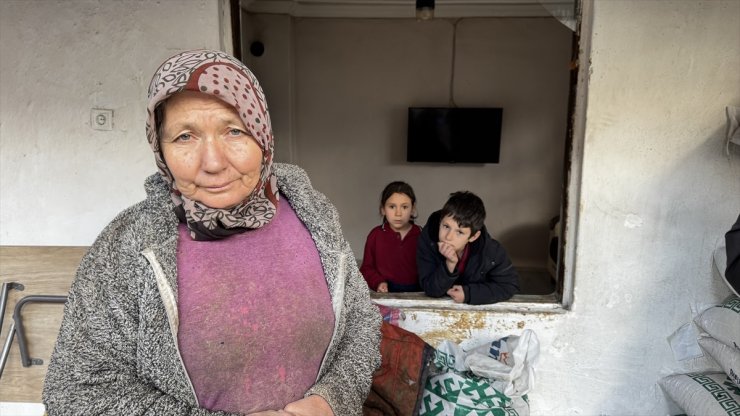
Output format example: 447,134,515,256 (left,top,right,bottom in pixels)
146,49,278,241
